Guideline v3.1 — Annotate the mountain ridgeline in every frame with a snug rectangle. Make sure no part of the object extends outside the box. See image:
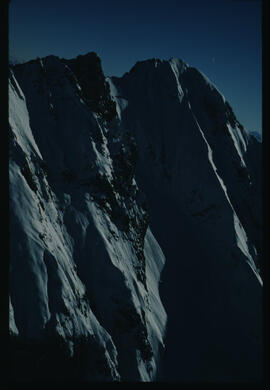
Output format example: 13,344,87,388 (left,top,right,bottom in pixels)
9,52,262,382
